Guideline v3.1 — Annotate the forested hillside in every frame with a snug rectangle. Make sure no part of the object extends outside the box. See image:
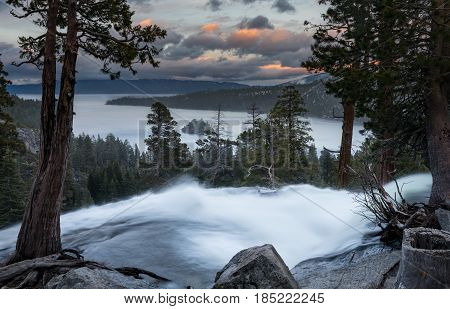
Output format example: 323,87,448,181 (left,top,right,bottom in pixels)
107,81,342,117
7,79,249,95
